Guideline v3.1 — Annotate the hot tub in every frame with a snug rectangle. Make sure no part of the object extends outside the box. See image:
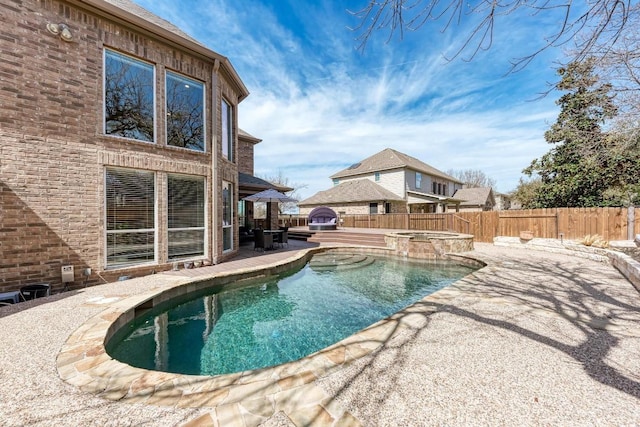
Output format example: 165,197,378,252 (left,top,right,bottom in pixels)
384,231,474,259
